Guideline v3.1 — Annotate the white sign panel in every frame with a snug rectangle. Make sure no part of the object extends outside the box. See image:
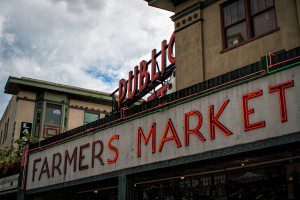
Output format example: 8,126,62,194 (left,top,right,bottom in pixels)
26,67,300,190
